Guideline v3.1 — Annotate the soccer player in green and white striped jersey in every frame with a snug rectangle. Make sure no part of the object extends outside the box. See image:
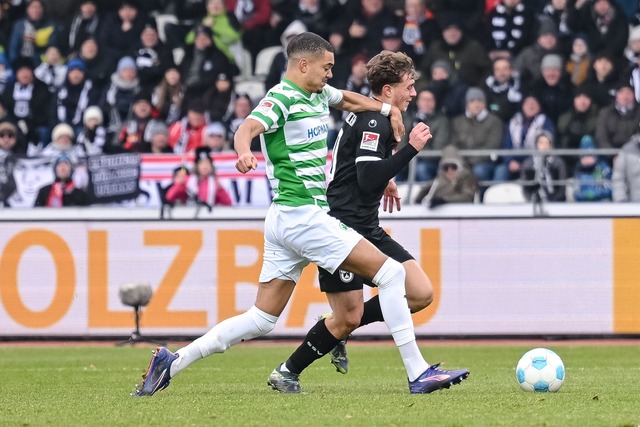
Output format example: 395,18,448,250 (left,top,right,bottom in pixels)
135,33,434,397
